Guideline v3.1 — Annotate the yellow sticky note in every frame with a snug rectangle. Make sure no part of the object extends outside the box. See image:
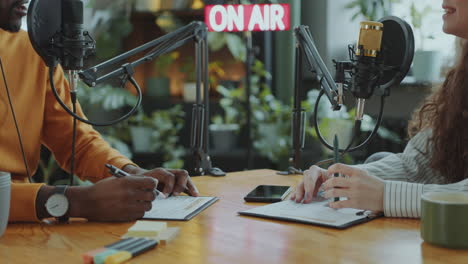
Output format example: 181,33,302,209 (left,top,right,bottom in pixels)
125,221,167,238
156,227,180,245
